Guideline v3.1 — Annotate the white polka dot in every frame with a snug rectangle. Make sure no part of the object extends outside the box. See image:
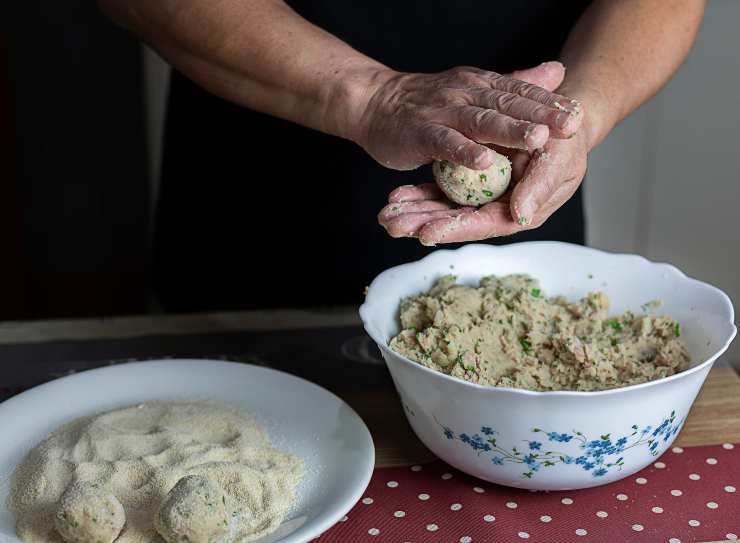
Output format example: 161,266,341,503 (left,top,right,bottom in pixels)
362,497,374,504
688,519,700,527
339,516,348,522
575,528,588,536
707,501,718,509
725,485,736,493
671,489,683,496
669,538,682,543
561,497,574,505
727,533,738,541
441,472,453,480
654,461,666,469
418,493,430,501
460,537,472,543
450,503,463,511
540,515,552,523
636,477,648,484
632,524,644,532
706,457,718,465
411,465,422,472
386,480,399,488
722,443,734,450
596,511,608,518
483,514,495,522
518,532,530,539
473,486,485,493
672,447,684,453
652,506,664,513
426,524,438,532
394,510,405,518
617,493,629,501
689,473,701,480
368,528,380,536
506,501,518,509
